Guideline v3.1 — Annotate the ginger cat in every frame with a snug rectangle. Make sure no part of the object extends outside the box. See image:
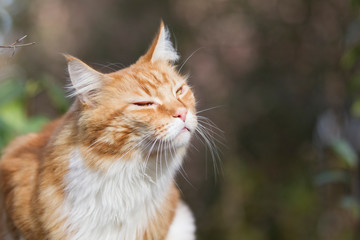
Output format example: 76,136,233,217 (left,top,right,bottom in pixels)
0,22,197,240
